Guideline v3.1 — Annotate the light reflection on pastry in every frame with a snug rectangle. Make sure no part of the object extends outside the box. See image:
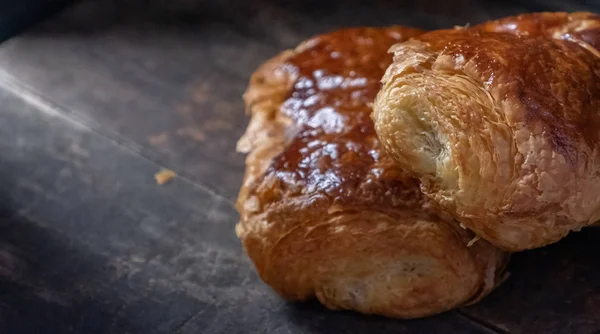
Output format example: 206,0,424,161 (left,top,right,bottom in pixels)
236,27,508,319
373,12,600,251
